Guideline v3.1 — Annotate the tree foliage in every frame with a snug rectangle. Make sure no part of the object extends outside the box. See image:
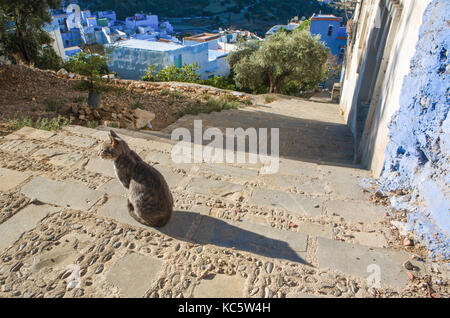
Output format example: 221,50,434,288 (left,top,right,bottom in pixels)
0,0,61,64
65,52,109,93
142,63,201,83
232,30,329,94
